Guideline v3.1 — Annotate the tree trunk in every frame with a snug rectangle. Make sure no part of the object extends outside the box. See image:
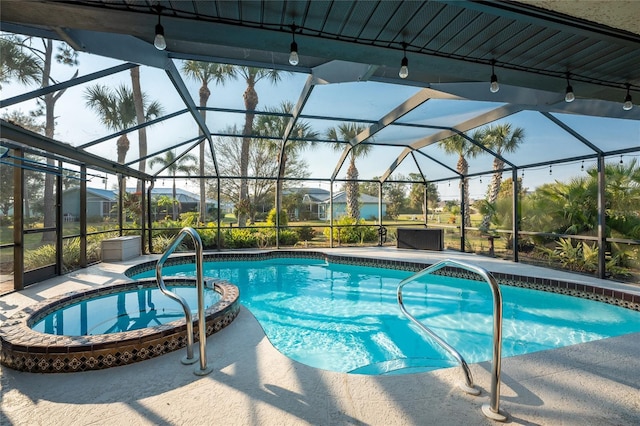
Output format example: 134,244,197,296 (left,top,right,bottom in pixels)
275,151,287,213
130,66,147,193
346,155,360,219
480,157,505,229
199,84,210,224
239,84,258,227
457,155,471,228
42,40,56,243
117,135,130,164
172,177,178,220
116,134,130,218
